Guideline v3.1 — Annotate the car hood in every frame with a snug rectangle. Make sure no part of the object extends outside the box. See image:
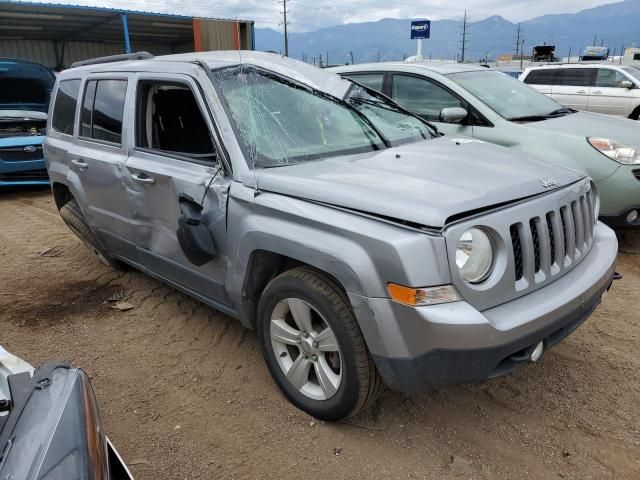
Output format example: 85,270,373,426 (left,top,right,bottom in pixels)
524,111,640,146
251,137,584,228
0,110,48,121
